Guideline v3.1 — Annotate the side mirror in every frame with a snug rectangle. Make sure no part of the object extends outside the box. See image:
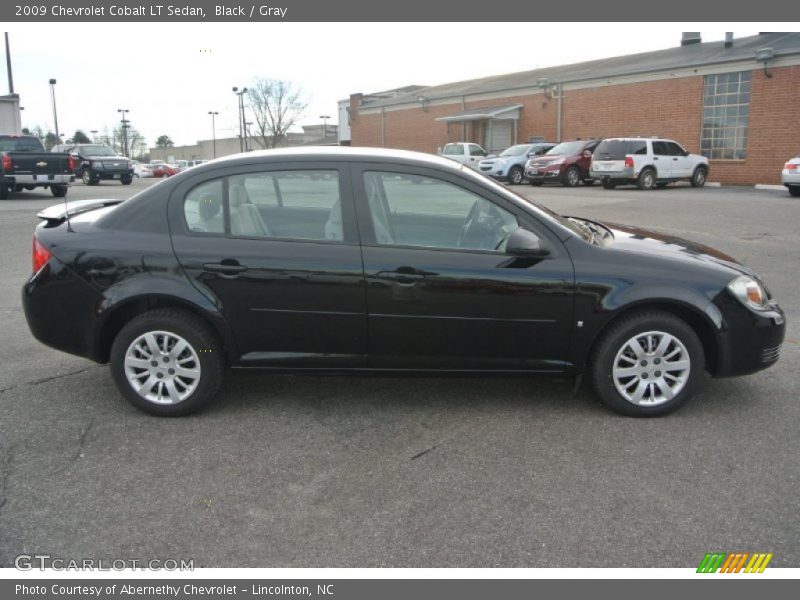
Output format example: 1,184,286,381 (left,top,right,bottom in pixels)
505,228,551,258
